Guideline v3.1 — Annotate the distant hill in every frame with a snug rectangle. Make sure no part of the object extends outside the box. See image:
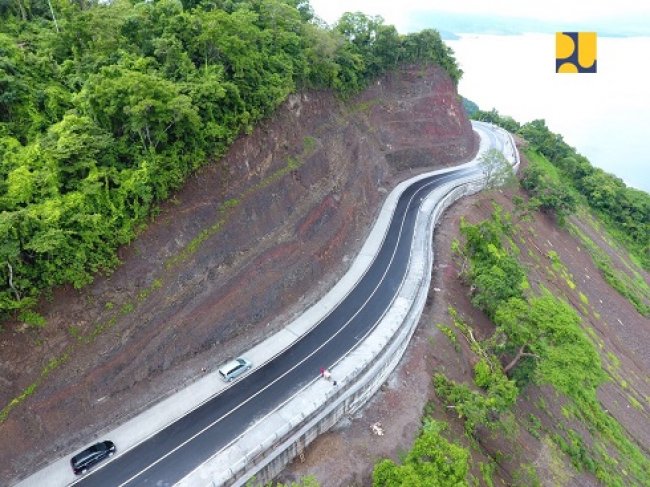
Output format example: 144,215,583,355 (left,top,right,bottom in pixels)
408,11,650,37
